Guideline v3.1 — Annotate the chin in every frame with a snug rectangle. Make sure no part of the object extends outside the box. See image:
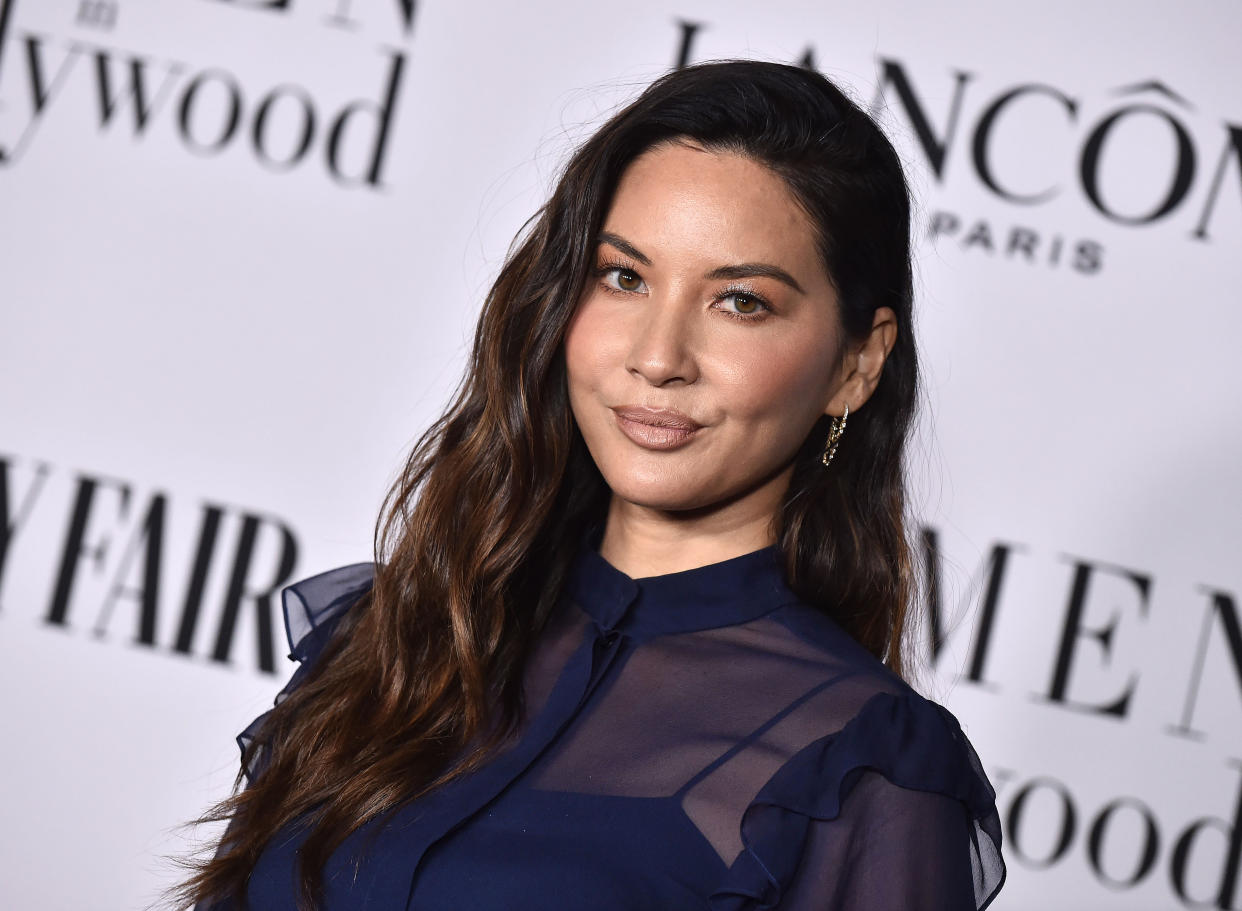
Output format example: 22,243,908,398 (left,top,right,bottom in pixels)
602,470,725,514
